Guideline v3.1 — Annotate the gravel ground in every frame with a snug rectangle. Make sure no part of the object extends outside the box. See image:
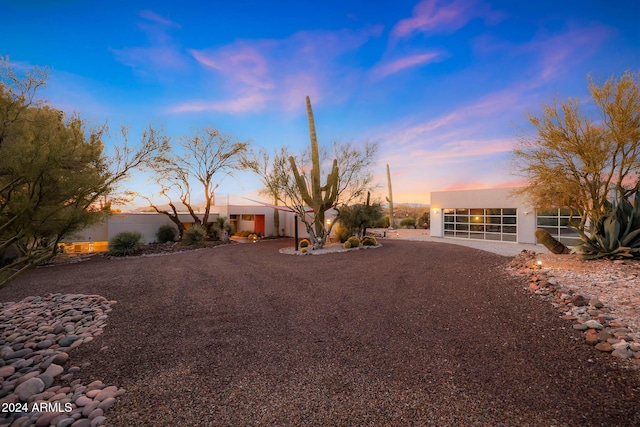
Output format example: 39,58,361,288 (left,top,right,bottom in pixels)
1,239,639,426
